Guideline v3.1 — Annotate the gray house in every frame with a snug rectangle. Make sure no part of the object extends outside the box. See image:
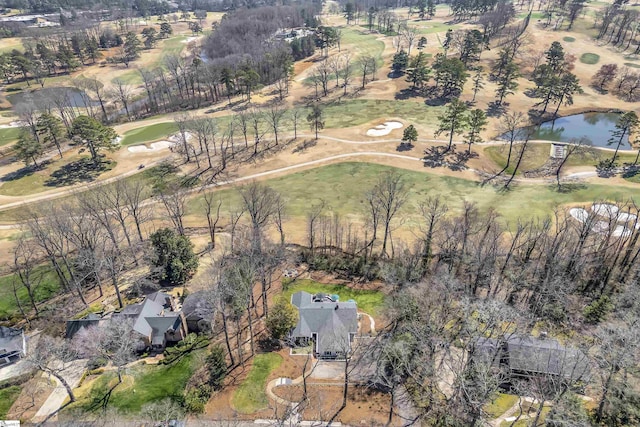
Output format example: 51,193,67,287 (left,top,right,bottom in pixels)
0,326,26,368
475,334,590,382
182,291,214,333
113,292,187,351
290,291,358,360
